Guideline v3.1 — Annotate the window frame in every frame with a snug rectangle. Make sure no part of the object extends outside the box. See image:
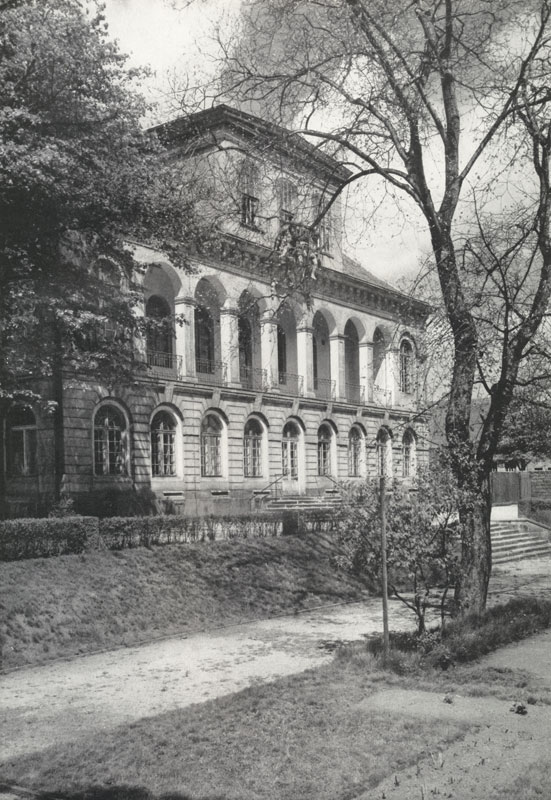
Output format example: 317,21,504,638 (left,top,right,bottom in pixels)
200,412,225,478
243,417,264,479
93,403,129,478
402,429,417,478
399,338,415,394
348,425,364,478
151,409,178,478
5,406,38,478
317,424,332,477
